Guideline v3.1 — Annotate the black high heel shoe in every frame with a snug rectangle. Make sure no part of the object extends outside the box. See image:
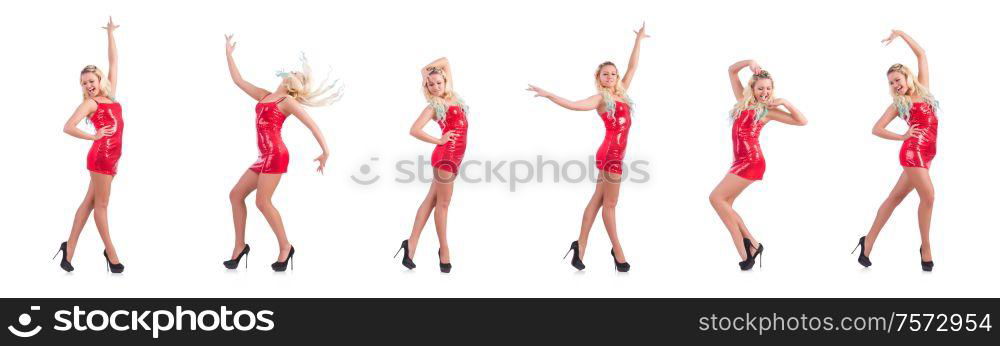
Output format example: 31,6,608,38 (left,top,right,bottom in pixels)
103,250,124,274
919,246,934,272
562,241,585,270
852,236,872,267
738,238,757,271
271,246,295,272
438,249,452,273
223,244,250,269
394,240,415,269
52,242,74,272
610,248,630,272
